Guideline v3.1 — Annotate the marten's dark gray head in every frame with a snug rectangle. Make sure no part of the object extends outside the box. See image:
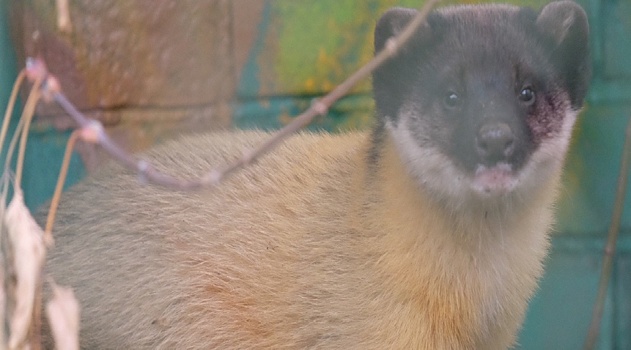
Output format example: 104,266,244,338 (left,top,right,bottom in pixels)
372,1,590,205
